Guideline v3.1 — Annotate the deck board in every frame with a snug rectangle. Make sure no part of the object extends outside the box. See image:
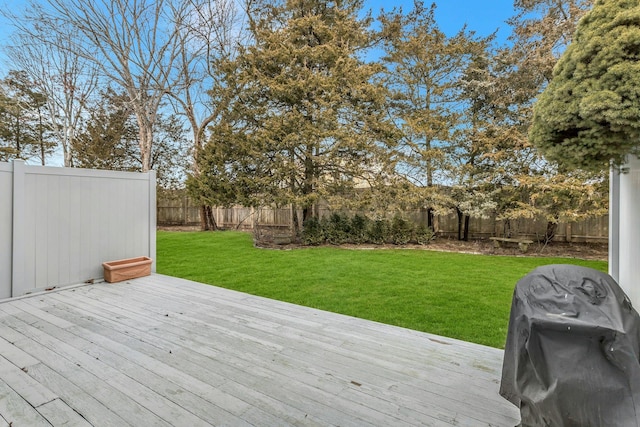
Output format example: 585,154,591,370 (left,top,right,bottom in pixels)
0,274,520,426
